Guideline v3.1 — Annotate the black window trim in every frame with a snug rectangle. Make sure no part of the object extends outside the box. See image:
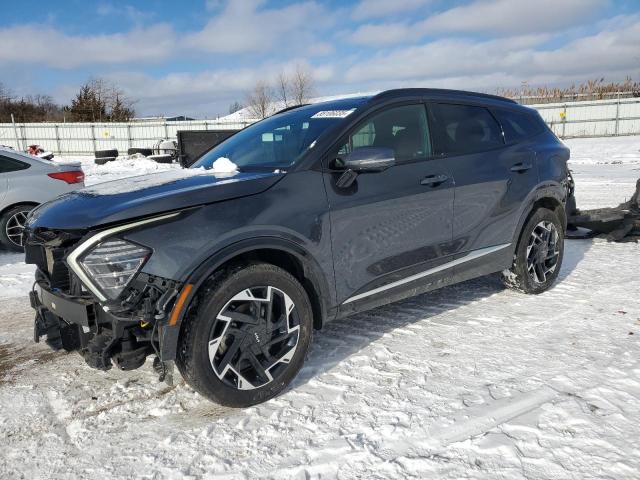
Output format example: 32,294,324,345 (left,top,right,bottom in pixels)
0,155,31,173
426,101,508,159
